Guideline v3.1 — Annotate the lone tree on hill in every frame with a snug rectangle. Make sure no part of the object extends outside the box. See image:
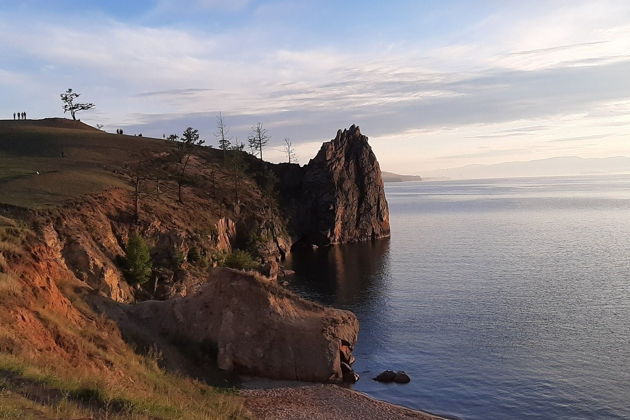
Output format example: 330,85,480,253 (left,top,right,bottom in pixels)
283,137,298,164
248,122,269,160
215,113,231,159
60,88,95,120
